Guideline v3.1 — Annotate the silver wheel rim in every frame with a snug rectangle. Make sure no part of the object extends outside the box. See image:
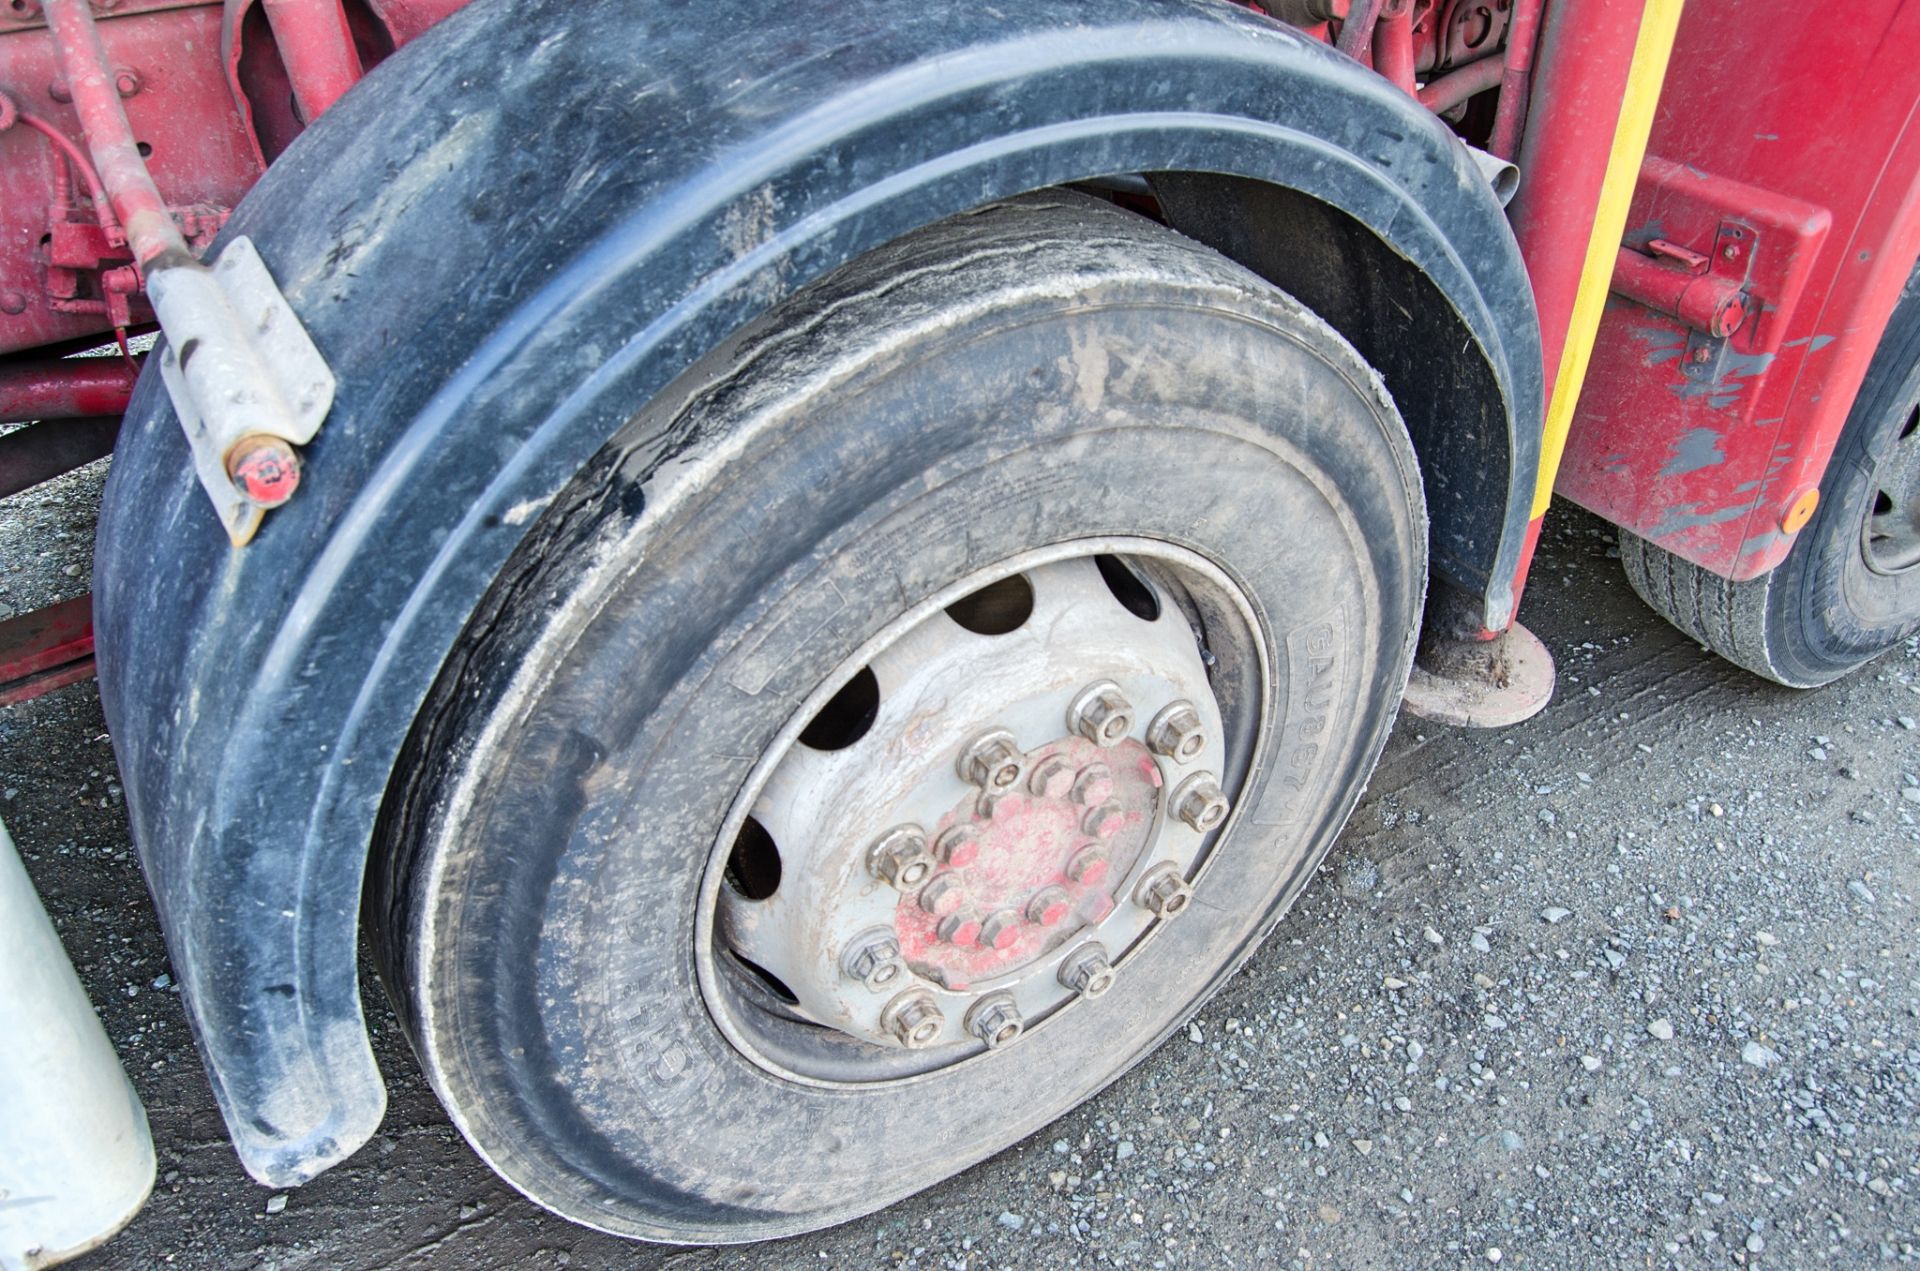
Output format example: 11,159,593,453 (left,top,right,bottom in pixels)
1863,404,1920,575
694,538,1268,1087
